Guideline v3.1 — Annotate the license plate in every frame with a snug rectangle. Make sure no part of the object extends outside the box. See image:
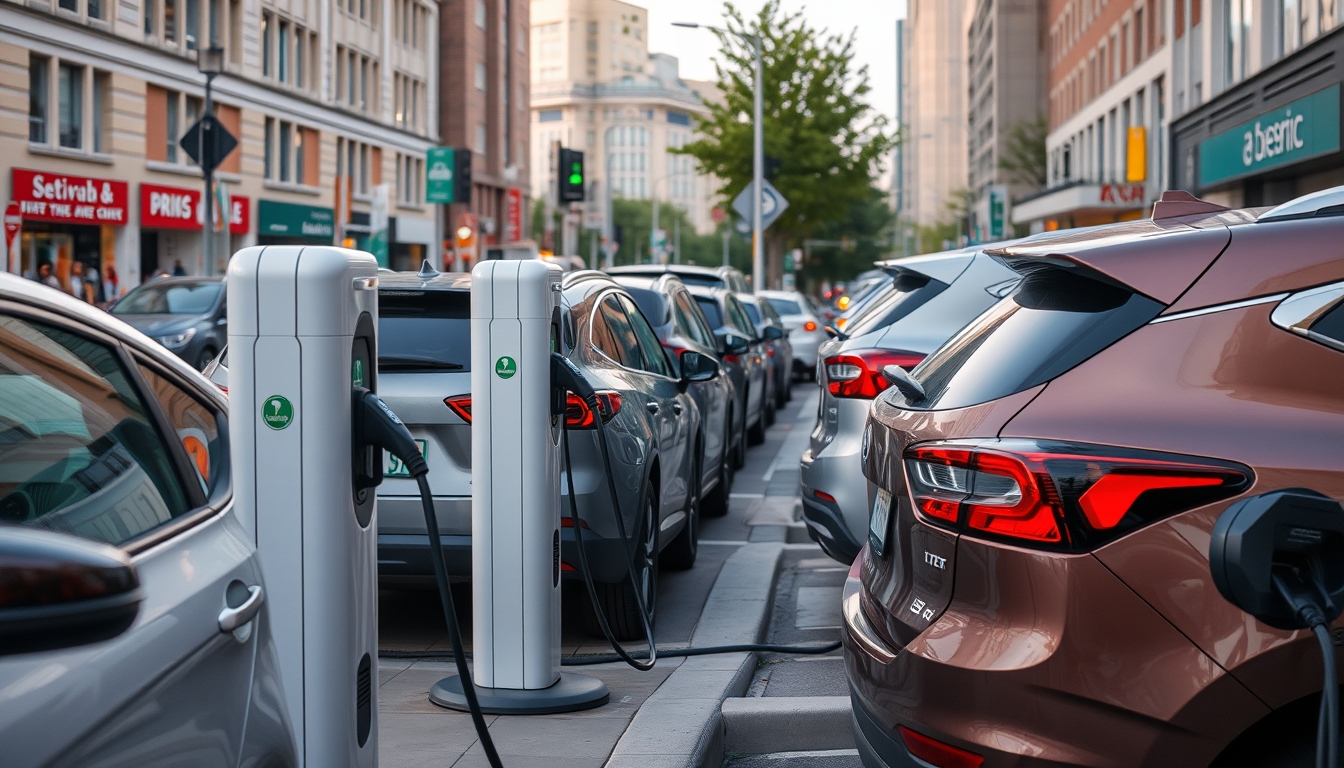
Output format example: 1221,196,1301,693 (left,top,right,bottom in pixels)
385,439,428,478
868,488,892,556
